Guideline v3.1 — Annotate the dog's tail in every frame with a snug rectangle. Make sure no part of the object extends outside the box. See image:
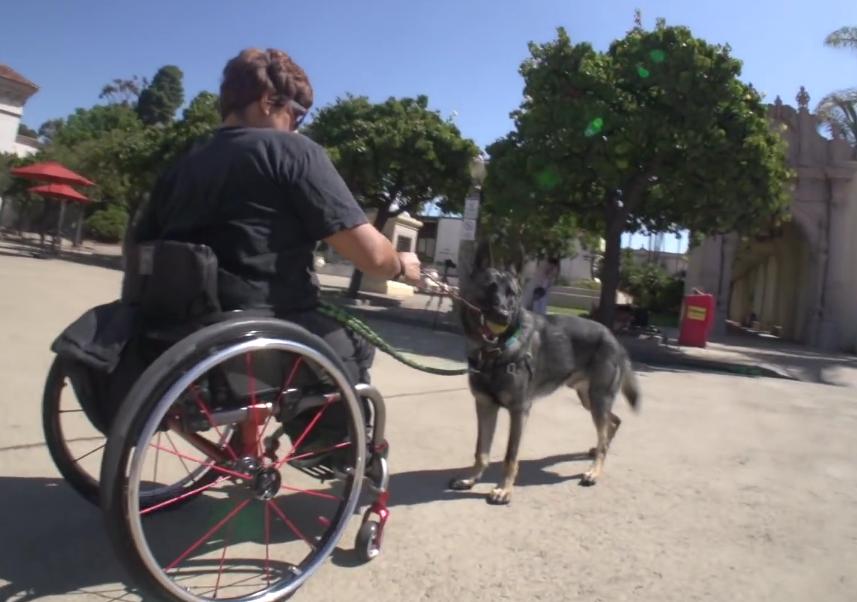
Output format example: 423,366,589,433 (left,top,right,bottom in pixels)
620,355,641,411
